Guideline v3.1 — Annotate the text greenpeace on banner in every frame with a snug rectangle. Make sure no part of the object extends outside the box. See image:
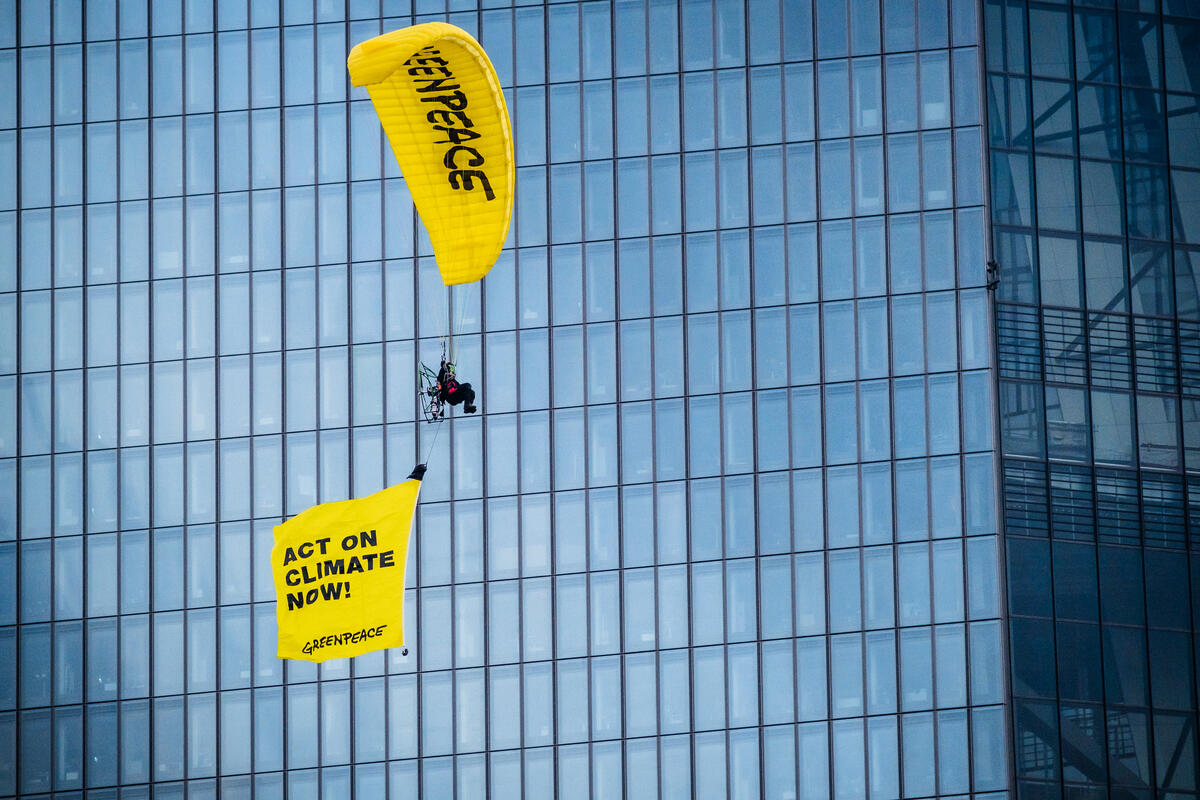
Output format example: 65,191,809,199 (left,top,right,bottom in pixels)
405,45,497,201
271,479,420,662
